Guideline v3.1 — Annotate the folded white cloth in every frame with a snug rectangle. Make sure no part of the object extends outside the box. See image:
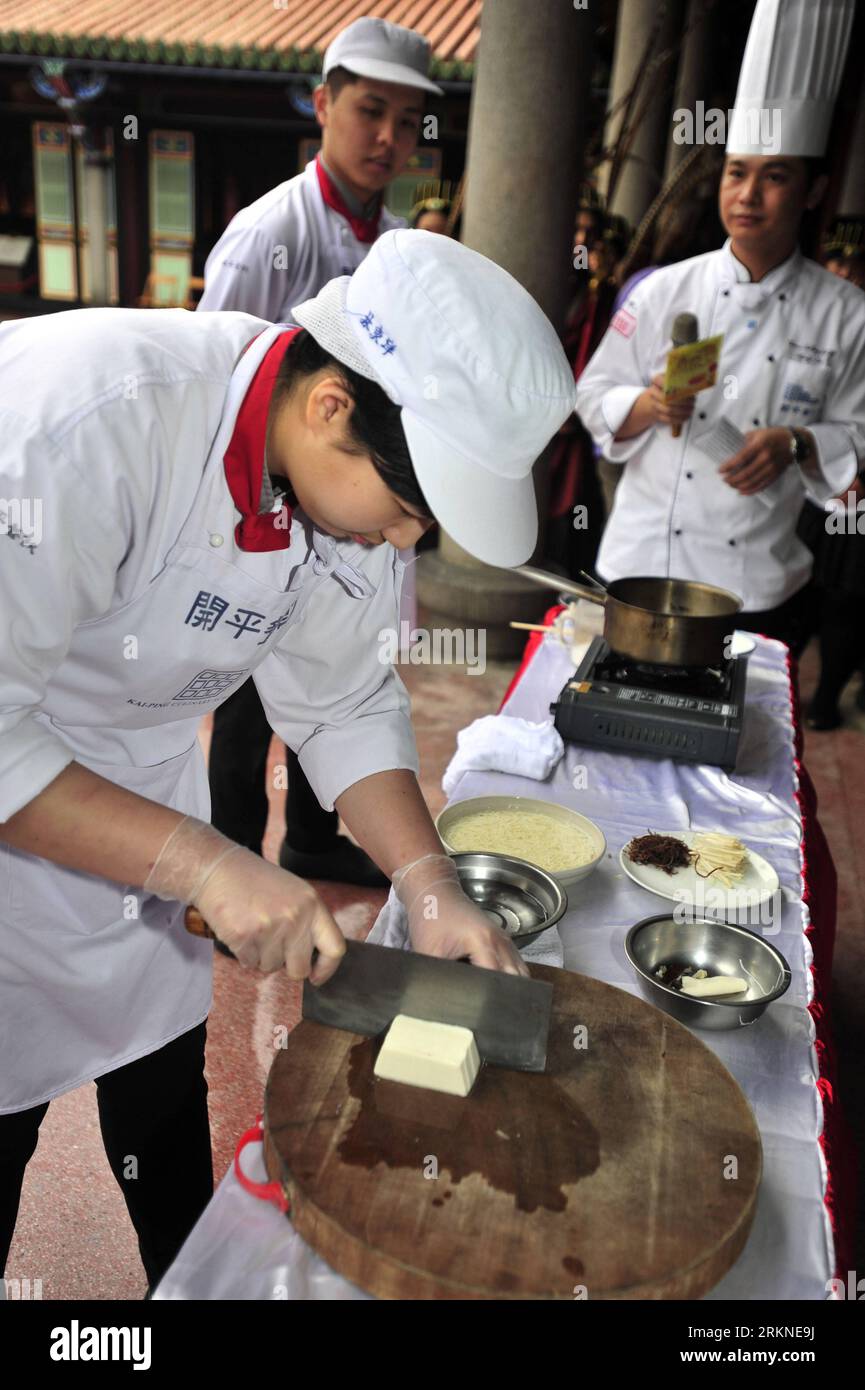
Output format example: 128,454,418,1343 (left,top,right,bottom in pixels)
368,890,564,969
441,715,564,797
